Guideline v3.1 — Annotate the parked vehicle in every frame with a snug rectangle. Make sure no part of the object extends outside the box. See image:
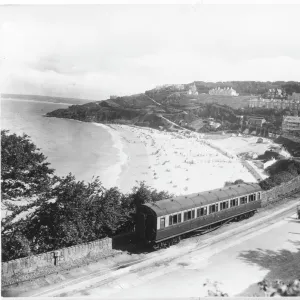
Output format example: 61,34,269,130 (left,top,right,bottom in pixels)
136,183,262,249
